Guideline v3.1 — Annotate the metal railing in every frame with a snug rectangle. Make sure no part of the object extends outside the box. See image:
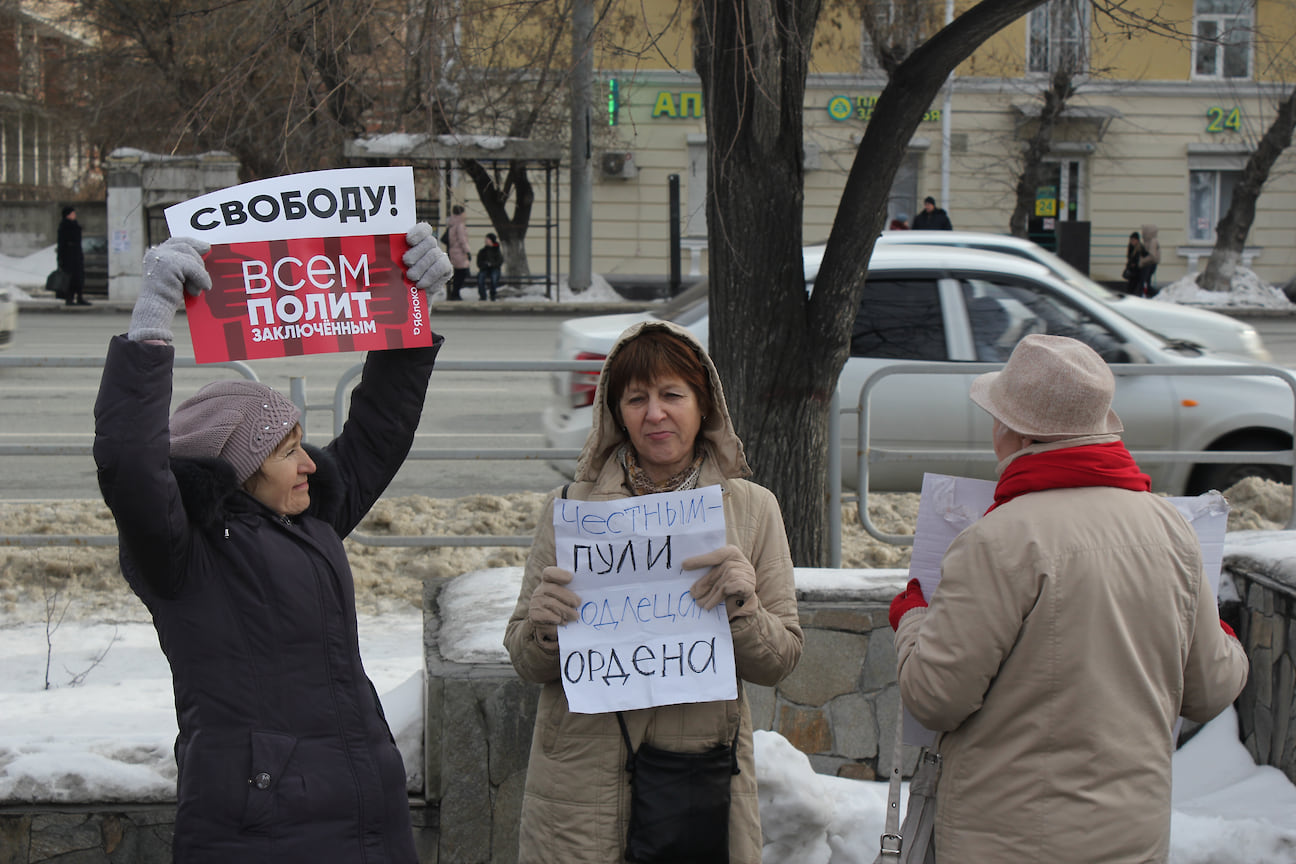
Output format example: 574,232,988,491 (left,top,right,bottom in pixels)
0,356,259,457
6,355,1295,556
0,356,604,551
853,362,1296,544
